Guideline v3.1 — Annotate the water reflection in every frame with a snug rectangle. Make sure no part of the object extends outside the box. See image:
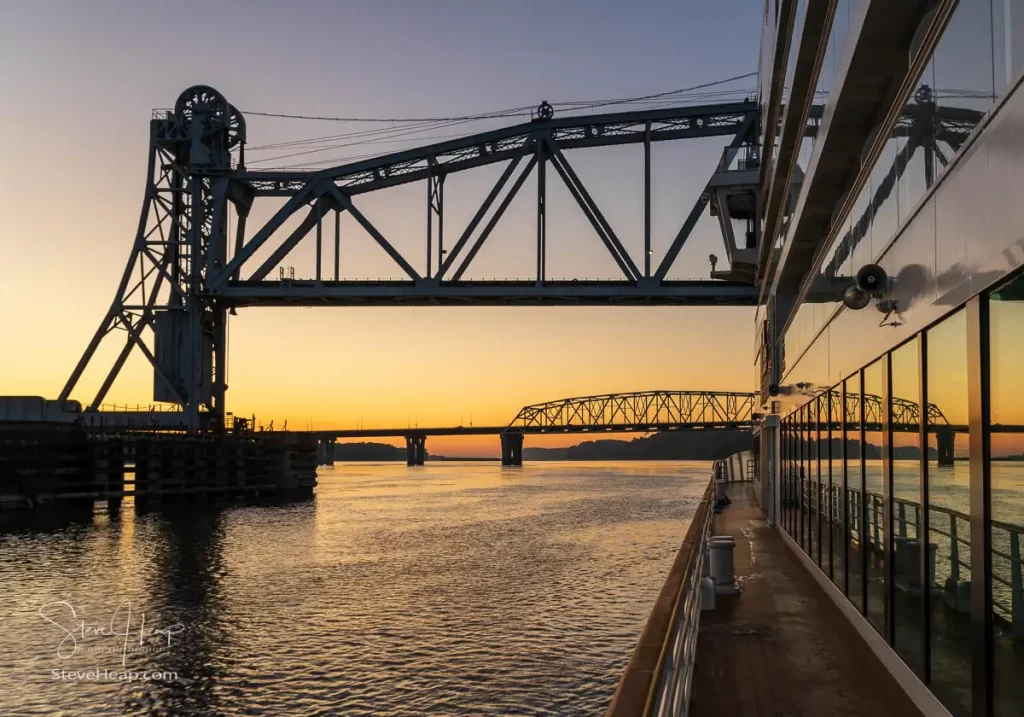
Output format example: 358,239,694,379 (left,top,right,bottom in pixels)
0,461,707,716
